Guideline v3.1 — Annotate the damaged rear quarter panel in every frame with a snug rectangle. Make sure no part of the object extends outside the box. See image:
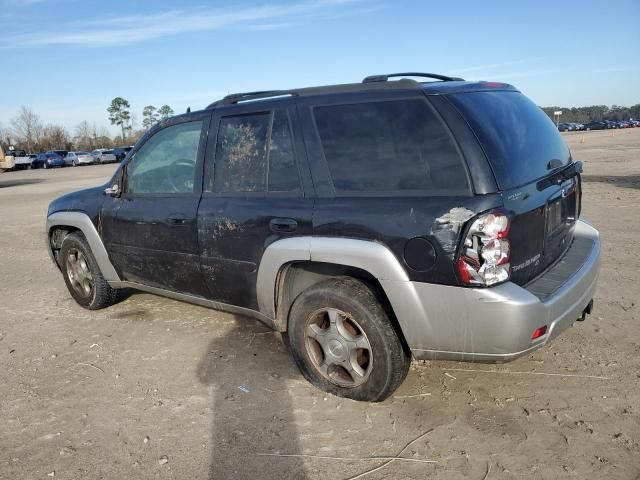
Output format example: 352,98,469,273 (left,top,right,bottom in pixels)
312,195,502,285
